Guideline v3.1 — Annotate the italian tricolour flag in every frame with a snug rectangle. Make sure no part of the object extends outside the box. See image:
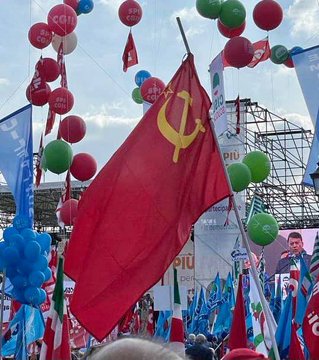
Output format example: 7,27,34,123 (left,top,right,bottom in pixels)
169,268,185,358
40,256,71,360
